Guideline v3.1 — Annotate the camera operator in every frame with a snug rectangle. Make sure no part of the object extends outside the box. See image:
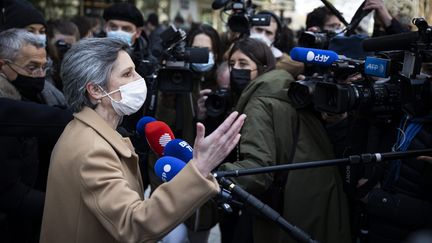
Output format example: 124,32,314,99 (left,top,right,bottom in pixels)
364,0,410,37
362,137,432,243
183,23,224,242
249,11,304,78
216,37,351,243
306,6,343,33
146,23,223,243
45,19,80,93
